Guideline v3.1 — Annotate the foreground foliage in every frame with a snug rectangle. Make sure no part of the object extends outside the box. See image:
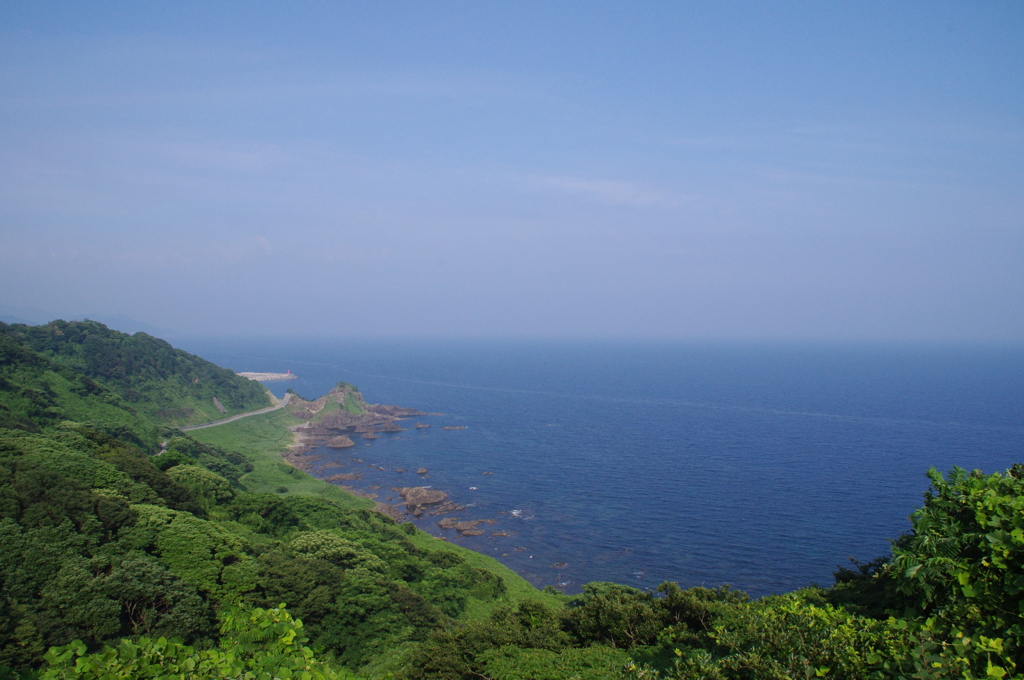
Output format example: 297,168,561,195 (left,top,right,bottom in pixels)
40,604,352,679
